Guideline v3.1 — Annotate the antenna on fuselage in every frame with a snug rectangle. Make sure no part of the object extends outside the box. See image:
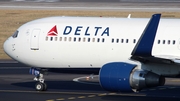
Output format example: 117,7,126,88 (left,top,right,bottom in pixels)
127,14,131,19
